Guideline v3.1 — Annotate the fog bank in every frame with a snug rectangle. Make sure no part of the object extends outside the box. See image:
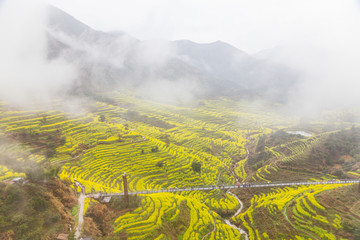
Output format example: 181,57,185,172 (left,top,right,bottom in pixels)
0,0,76,106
